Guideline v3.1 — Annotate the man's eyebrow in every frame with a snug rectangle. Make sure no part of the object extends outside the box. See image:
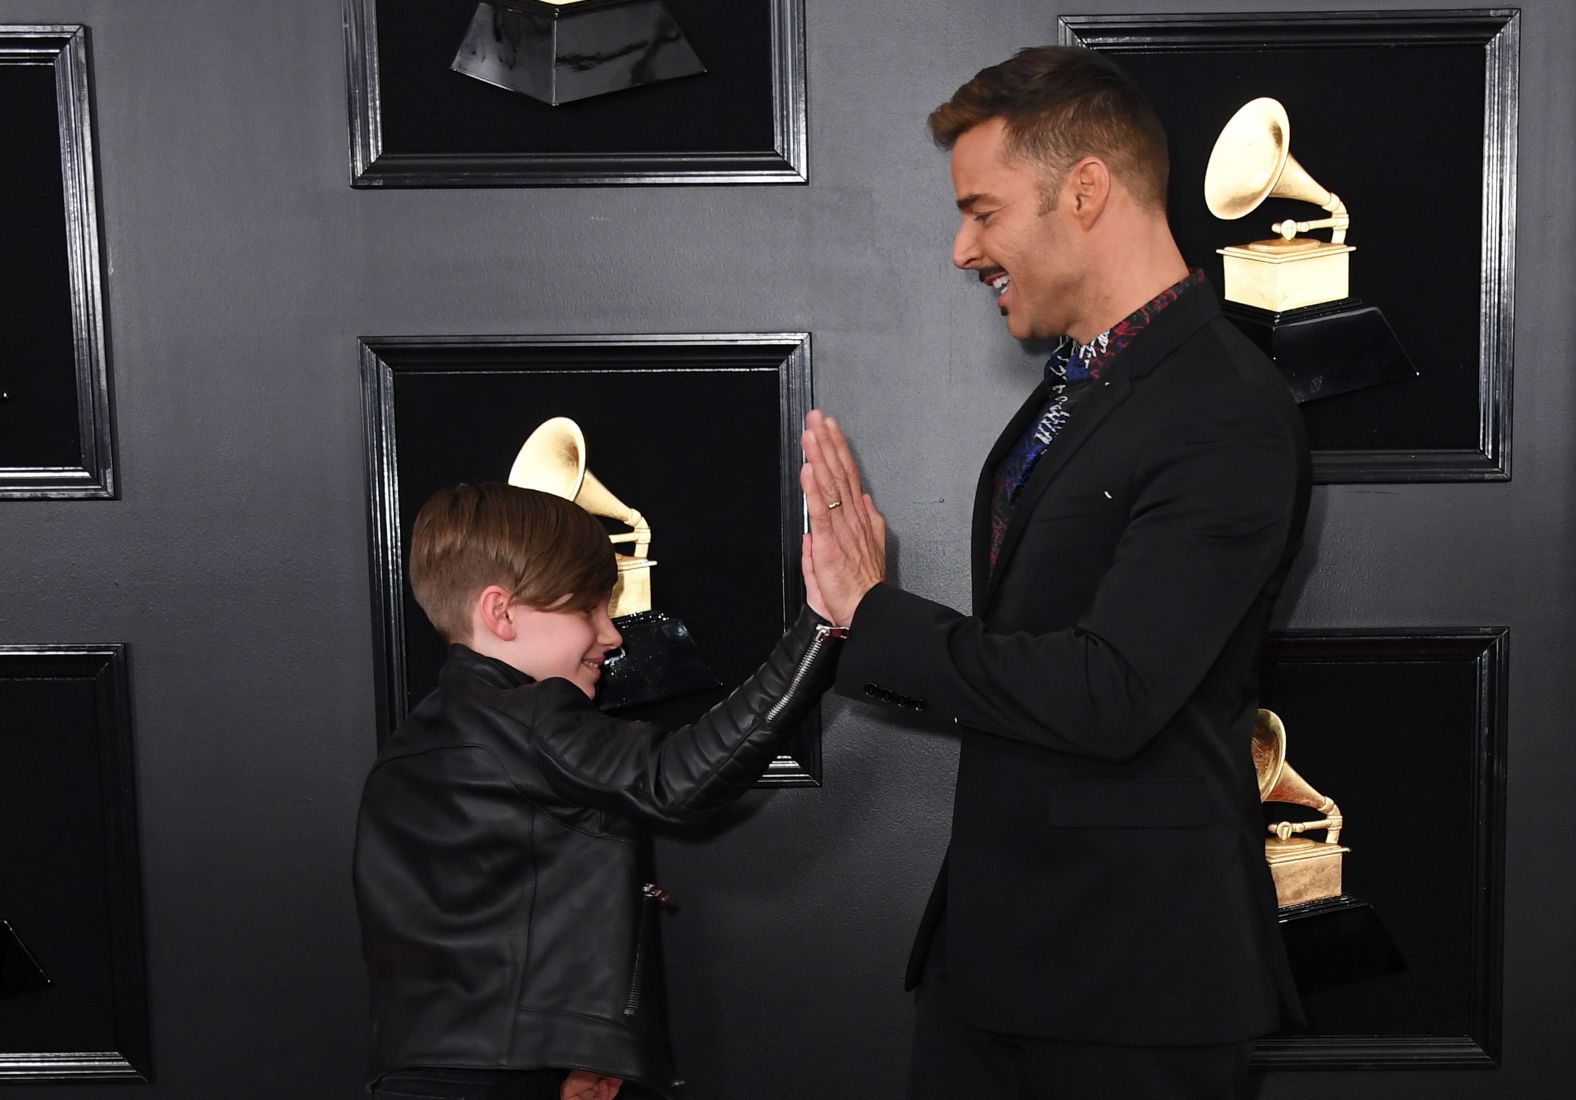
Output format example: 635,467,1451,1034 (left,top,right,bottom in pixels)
955,192,989,212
